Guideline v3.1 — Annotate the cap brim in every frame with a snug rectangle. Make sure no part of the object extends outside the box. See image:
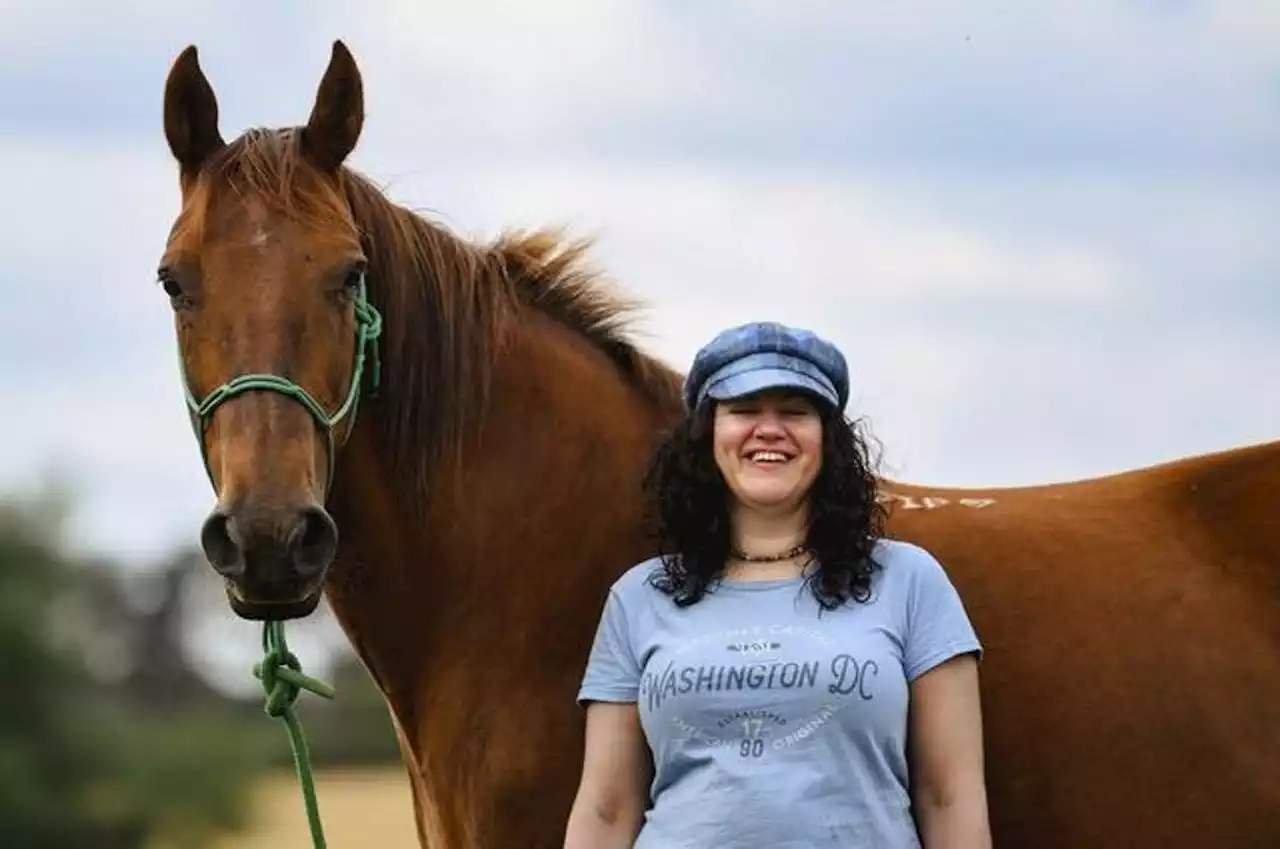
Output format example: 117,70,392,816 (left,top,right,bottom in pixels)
703,368,839,408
